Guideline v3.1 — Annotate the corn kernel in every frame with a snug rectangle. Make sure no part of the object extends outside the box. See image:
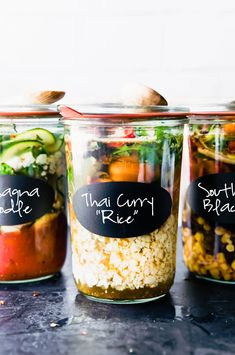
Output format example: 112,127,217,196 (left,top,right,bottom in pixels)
192,264,200,273
222,272,232,281
220,263,229,272
198,266,207,275
197,217,205,225
198,255,205,263
211,261,218,268
193,242,204,254
194,232,204,242
217,253,226,263
226,244,235,252
203,224,211,231
231,260,235,270
210,268,220,279
205,254,213,263
223,231,231,238
215,226,225,236
221,234,230,244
